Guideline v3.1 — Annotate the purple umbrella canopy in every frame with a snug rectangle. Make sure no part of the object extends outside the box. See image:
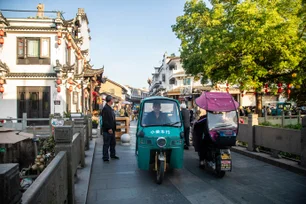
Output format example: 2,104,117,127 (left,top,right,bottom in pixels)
195,92,239,112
